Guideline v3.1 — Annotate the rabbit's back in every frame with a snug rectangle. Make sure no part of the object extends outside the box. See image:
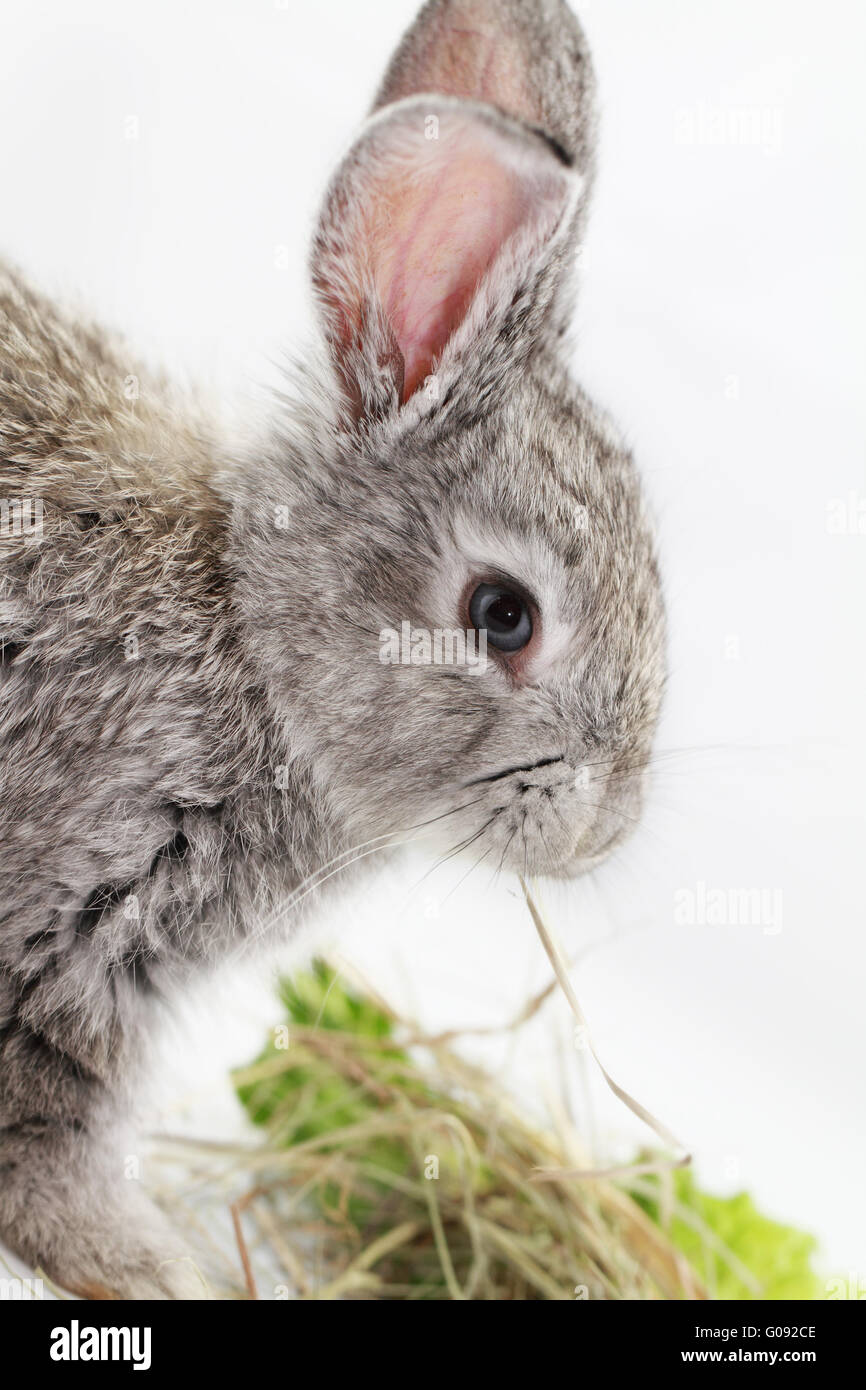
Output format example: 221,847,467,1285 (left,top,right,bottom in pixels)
0,262,221,522
0,264,247,972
